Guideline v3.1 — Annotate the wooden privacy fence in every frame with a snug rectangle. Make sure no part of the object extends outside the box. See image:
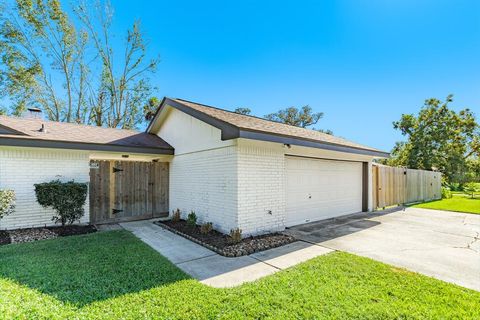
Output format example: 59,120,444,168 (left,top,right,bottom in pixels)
372,164,441,210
